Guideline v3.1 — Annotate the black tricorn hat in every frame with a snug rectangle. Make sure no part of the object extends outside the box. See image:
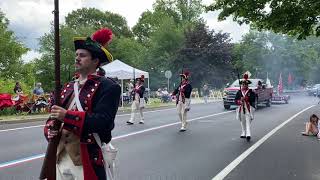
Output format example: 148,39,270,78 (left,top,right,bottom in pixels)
136,75,145,82
74,28,113,65
179,71,190,79
240,73,252,85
